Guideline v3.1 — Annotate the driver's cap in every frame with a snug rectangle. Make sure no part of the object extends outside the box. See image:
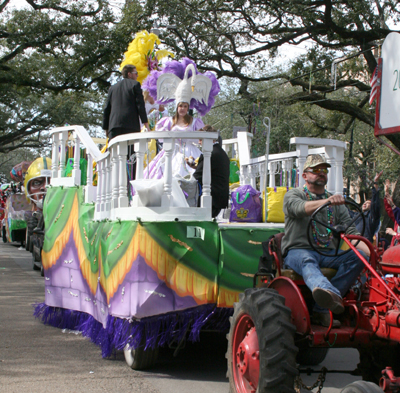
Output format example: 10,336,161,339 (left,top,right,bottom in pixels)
303,154,331,171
